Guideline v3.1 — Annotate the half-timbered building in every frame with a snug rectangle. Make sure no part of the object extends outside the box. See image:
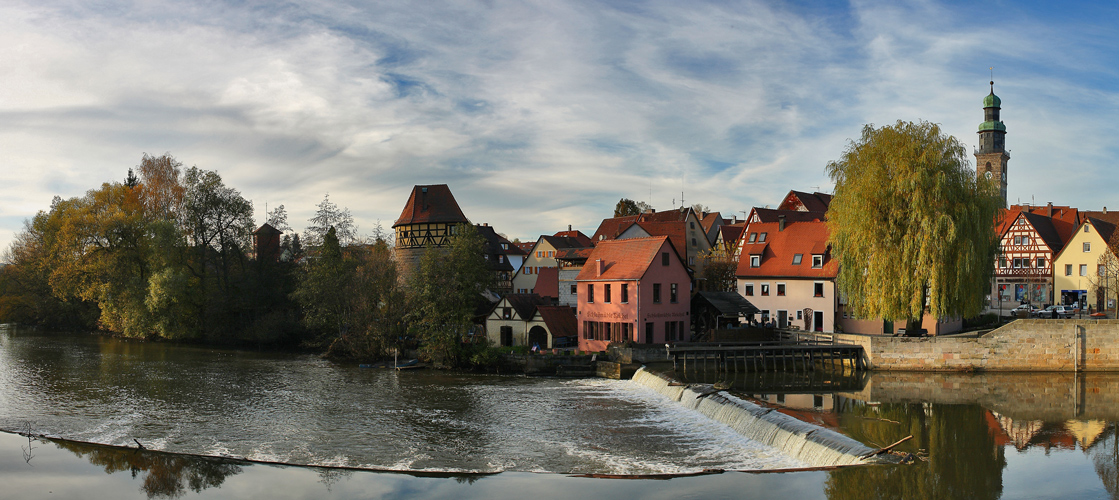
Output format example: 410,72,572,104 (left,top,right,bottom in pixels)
392,184,471,277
